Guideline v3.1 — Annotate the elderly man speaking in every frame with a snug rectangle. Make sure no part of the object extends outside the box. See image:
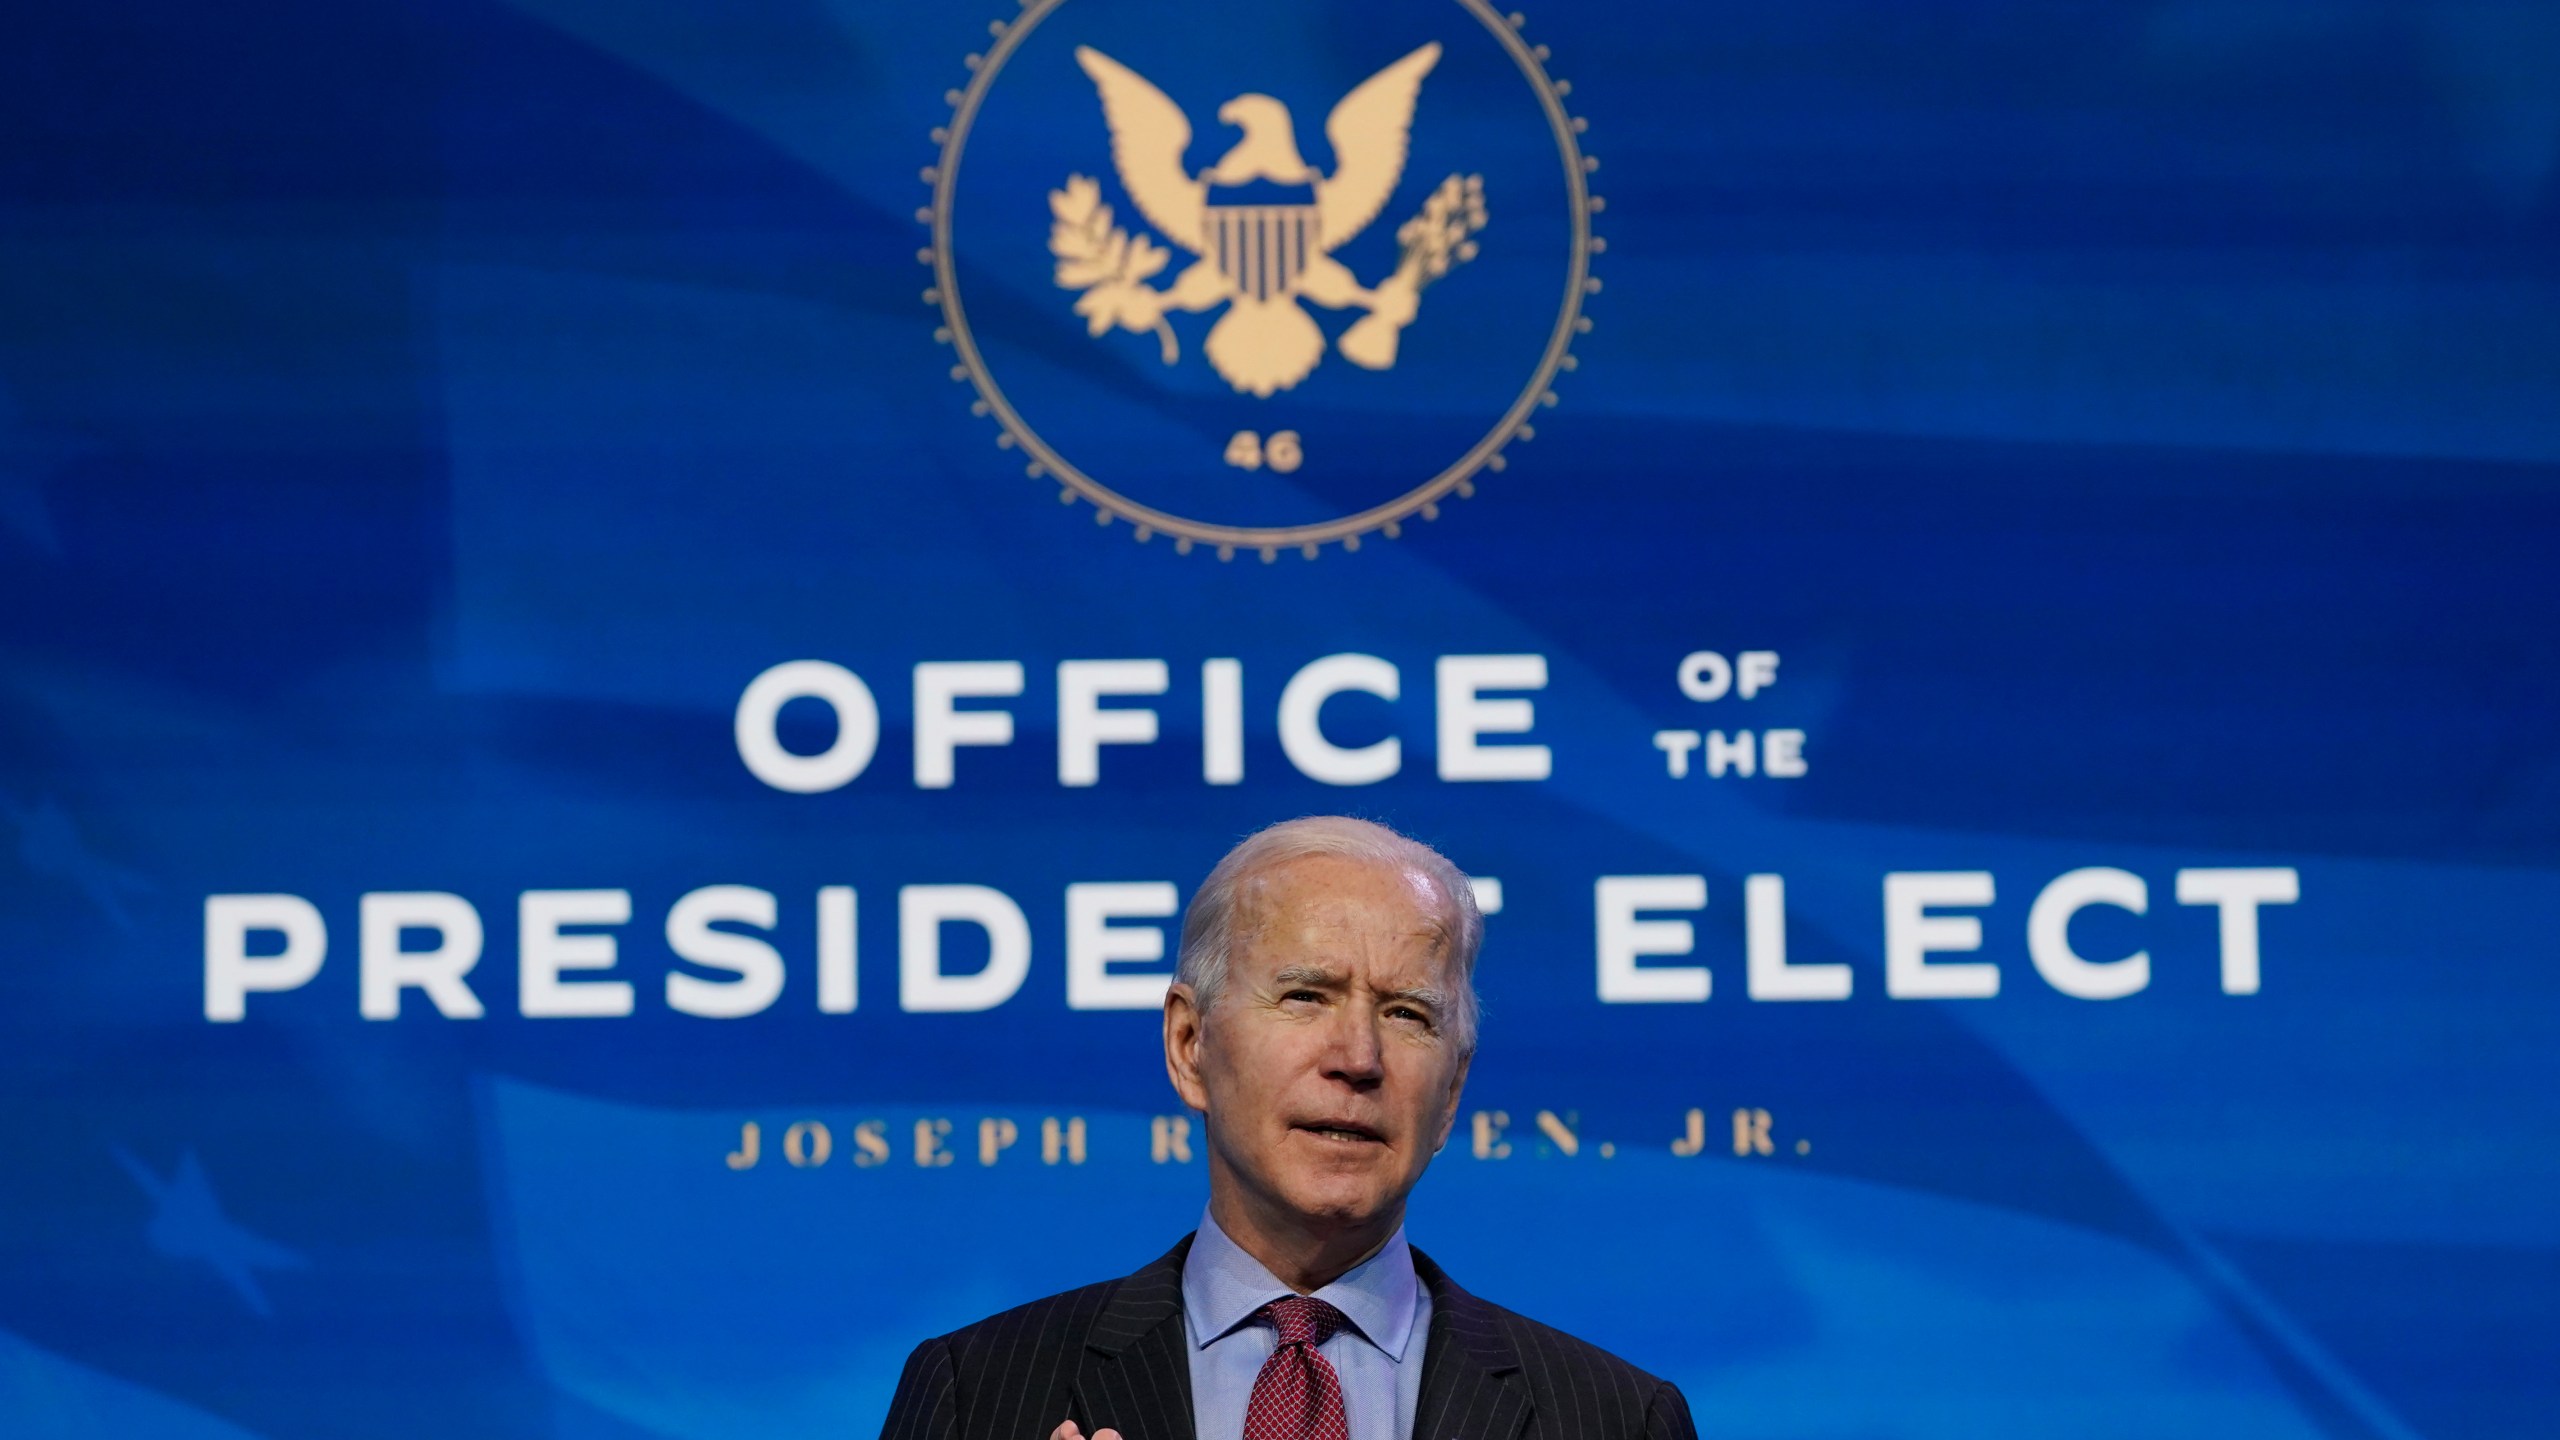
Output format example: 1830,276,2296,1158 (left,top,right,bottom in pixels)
880,817,1697,1440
